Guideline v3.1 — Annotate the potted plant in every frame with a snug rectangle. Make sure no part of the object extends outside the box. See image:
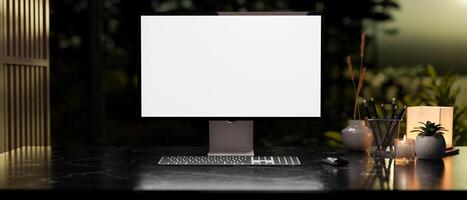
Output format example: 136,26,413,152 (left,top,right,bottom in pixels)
341,33,372,151
411,121,447,159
